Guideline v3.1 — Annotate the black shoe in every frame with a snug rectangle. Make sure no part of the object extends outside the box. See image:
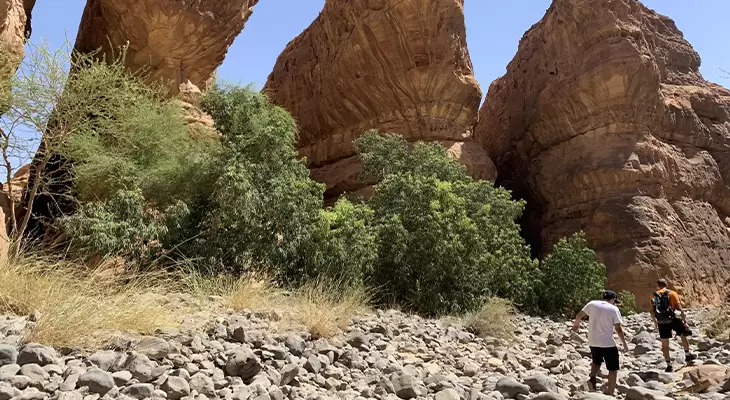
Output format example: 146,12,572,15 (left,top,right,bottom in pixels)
685,353,697,362
665,364,673,372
